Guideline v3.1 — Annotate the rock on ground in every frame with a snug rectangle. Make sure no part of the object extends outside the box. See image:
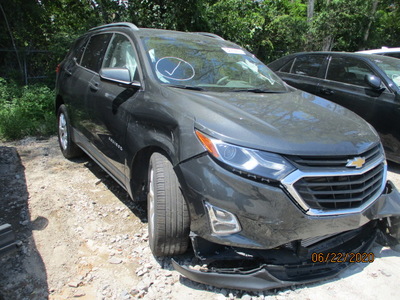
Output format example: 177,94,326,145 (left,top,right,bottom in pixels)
0,136,400,299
